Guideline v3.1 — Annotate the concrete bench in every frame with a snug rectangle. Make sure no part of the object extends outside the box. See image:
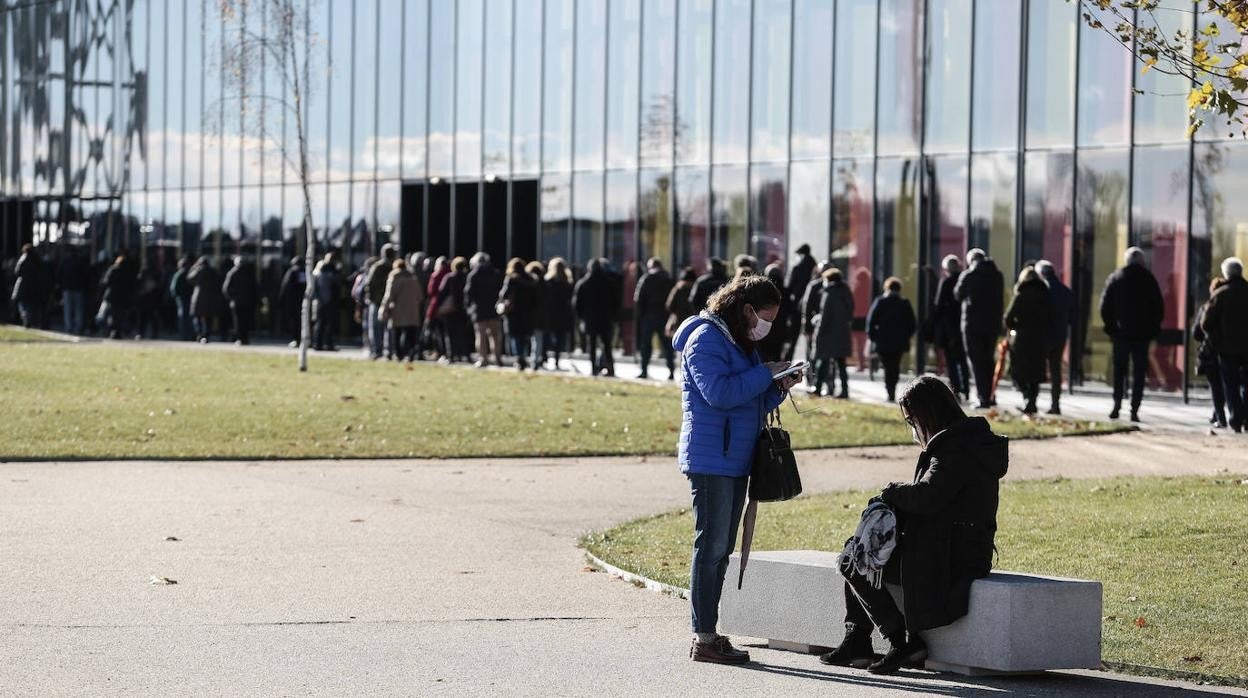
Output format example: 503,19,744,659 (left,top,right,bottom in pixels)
719,550,1102,675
